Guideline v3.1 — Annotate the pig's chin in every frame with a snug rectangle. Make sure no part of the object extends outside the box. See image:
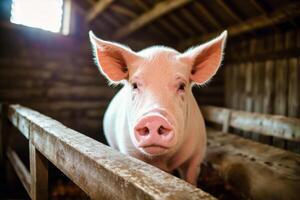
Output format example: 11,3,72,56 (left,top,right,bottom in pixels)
138,145,170,156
